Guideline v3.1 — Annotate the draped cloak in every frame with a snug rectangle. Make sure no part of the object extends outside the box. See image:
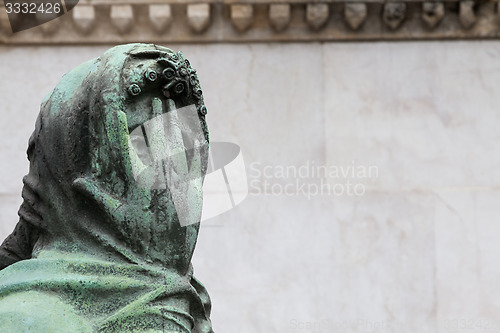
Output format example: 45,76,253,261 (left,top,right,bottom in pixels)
0,44,213,333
